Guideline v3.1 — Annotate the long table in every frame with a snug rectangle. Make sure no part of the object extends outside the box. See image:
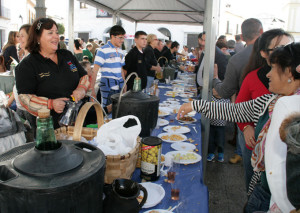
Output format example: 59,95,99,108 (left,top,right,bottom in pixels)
132,84,209,213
